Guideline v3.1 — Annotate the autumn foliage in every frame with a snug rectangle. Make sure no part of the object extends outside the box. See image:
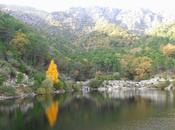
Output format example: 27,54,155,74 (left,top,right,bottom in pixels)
122,56,152,80
46,59,59,84
161,43,175,57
